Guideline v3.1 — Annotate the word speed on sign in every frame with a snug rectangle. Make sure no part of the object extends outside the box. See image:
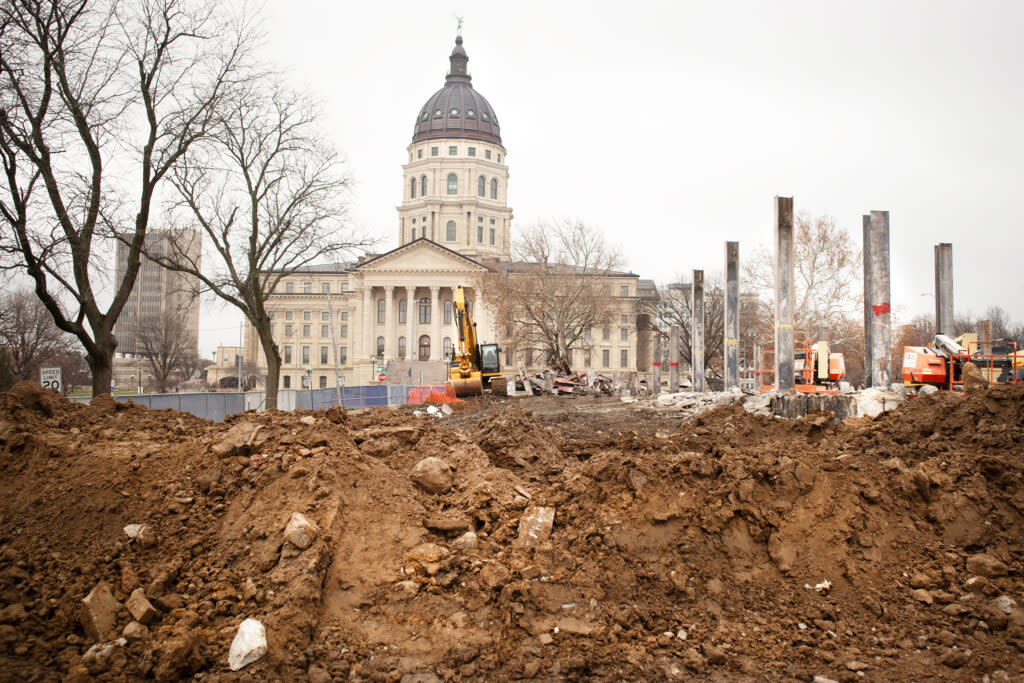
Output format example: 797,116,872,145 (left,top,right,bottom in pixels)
40,367,62,393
